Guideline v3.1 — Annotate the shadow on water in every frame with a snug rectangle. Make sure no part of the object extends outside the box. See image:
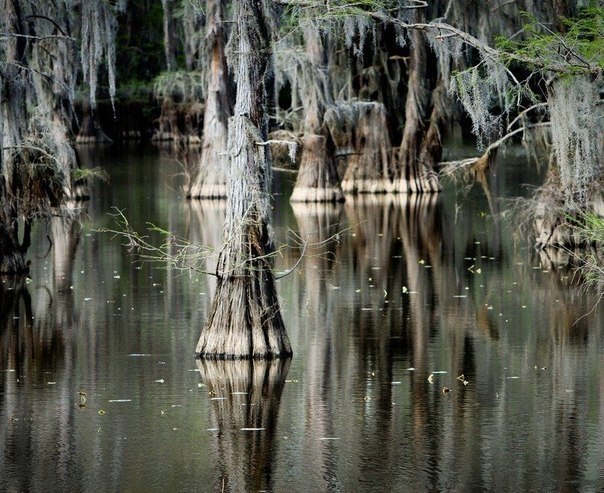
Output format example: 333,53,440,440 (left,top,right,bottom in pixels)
197,358,291,492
